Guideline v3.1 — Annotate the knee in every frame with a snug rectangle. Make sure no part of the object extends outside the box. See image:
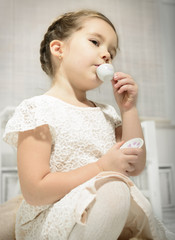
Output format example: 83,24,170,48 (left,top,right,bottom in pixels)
96,180,131,211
